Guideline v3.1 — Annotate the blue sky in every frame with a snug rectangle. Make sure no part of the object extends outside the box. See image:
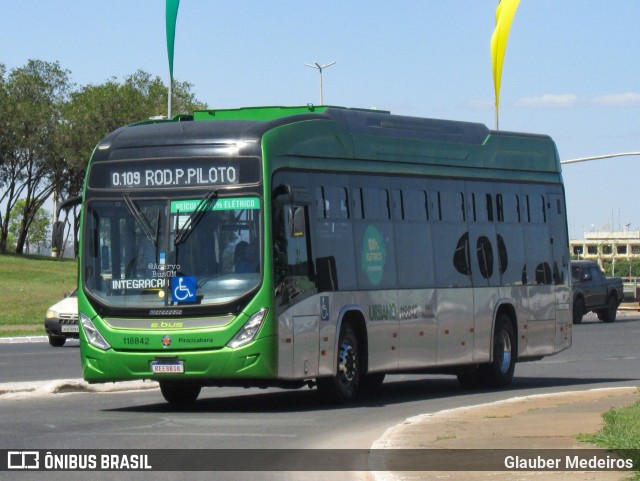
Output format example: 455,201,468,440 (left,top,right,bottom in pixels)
2,1,639,239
